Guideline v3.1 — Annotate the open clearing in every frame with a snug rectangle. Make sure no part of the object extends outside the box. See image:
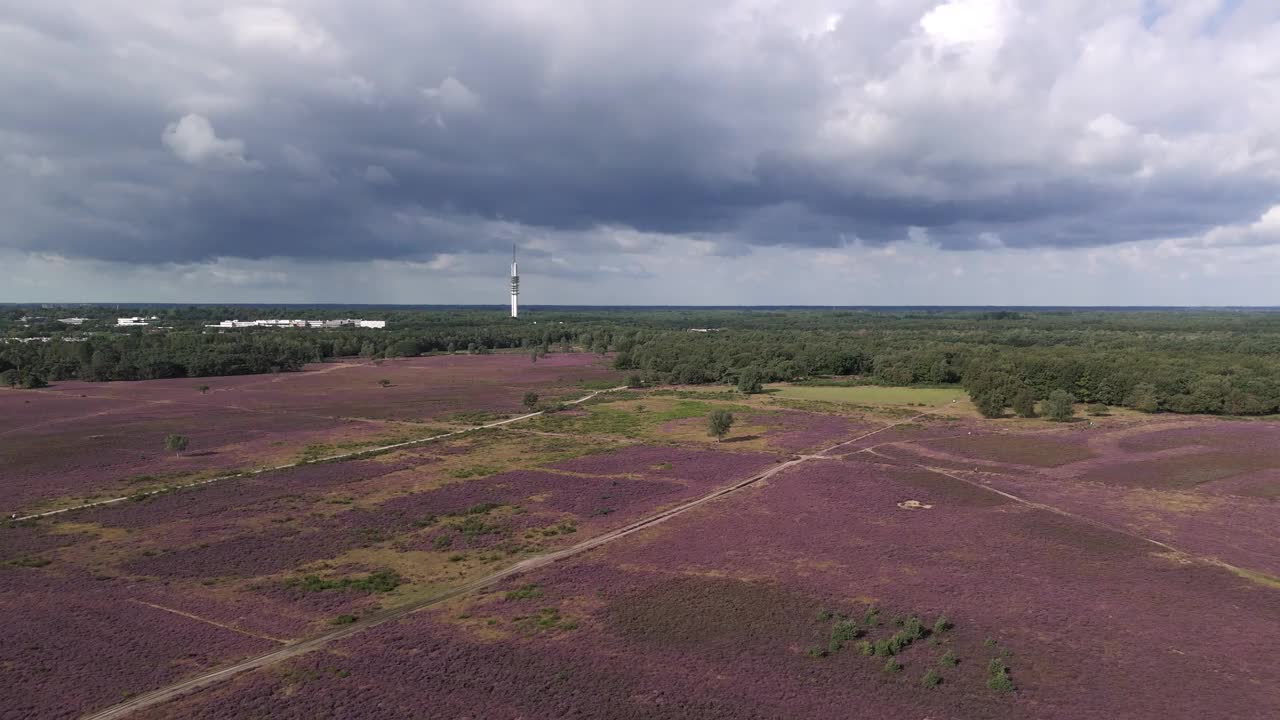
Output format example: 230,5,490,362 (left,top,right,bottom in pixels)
2,357,1277,720
768,384,968,406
